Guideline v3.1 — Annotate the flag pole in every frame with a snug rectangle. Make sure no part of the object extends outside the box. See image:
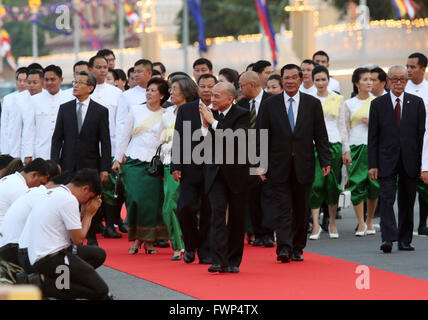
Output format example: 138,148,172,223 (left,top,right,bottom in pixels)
73,0,80,63
183,0,189,75
118,0,125,69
